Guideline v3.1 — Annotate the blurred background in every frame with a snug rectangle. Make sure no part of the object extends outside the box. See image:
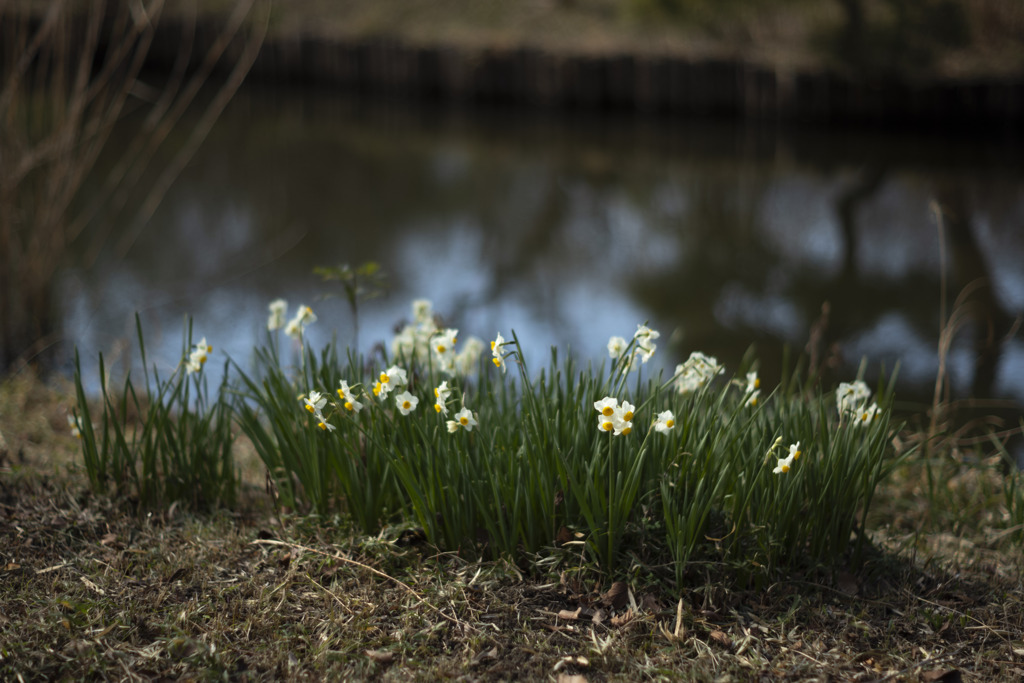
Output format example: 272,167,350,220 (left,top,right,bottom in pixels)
3,0,1023,426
